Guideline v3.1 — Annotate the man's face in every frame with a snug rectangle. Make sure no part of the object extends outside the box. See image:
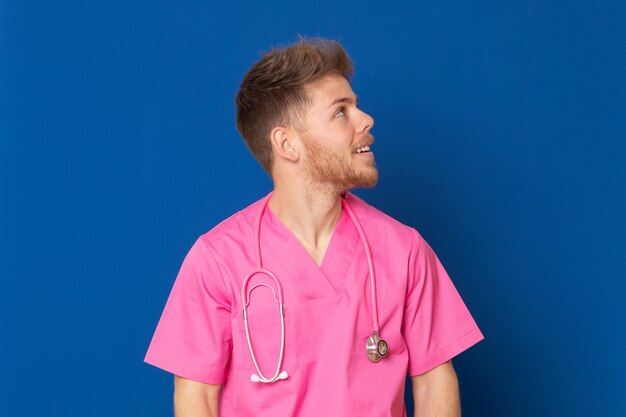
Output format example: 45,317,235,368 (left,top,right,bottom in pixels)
295,74,378,191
